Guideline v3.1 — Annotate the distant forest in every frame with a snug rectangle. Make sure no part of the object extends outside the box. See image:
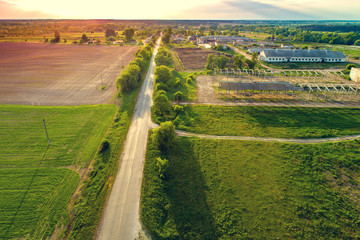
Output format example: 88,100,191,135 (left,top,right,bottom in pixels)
299,24,360,32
